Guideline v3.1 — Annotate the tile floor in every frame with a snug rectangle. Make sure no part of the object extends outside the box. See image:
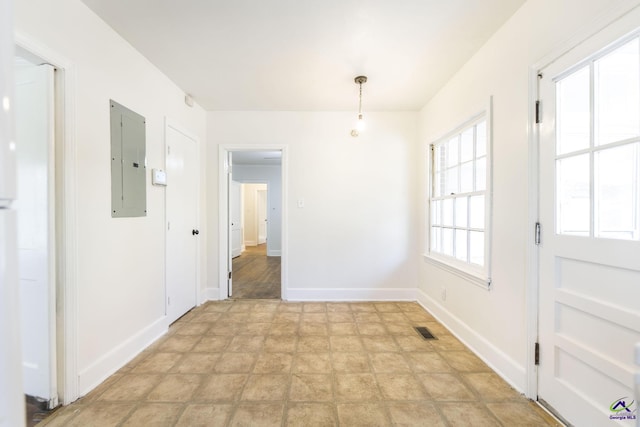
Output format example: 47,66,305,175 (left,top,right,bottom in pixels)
39,300,561,426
